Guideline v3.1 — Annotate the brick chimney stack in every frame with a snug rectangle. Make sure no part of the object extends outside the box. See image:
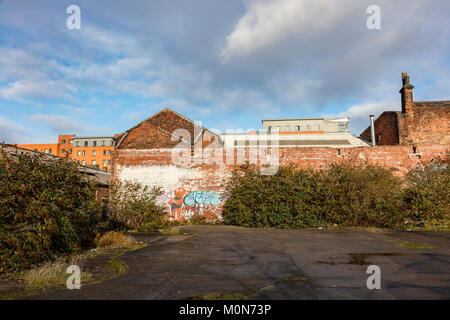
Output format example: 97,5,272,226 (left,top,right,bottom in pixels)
400,72,414,114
